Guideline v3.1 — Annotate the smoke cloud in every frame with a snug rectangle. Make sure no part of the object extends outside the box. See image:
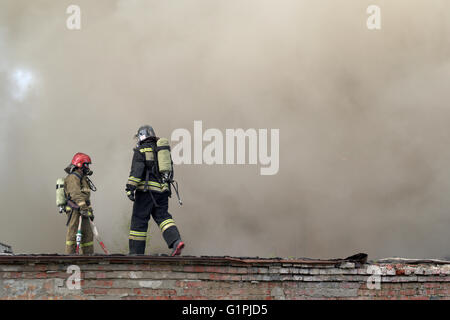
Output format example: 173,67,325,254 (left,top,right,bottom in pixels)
1,0,449,259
